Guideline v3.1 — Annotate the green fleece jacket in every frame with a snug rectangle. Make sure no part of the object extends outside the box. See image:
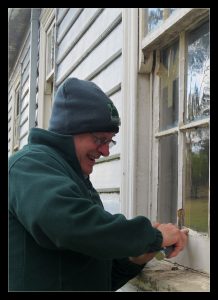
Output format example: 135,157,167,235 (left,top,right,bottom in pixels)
9,128,163,291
